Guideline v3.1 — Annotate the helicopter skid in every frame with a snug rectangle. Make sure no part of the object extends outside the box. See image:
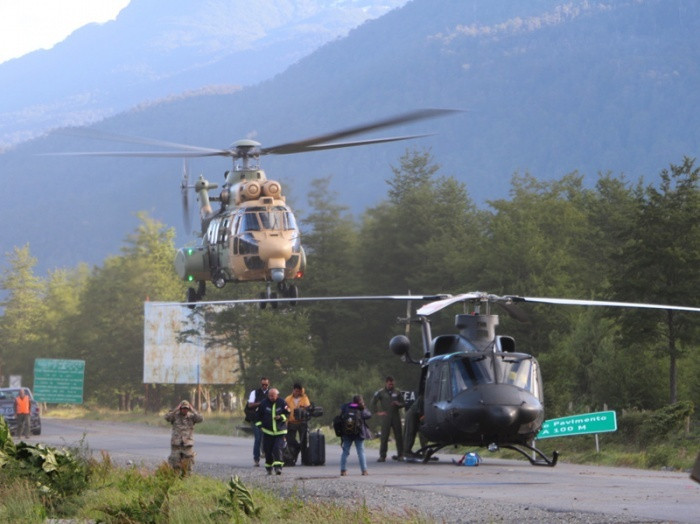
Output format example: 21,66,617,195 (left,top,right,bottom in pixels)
500,443,559,467
413,441,558,466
